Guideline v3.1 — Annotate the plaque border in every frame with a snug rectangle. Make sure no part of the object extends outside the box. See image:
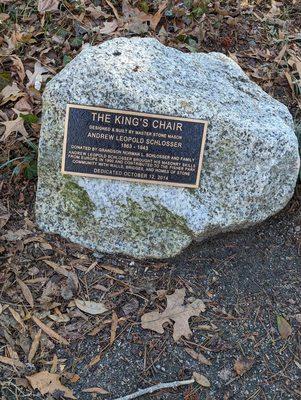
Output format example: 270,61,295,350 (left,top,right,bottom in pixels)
61,104,208,189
